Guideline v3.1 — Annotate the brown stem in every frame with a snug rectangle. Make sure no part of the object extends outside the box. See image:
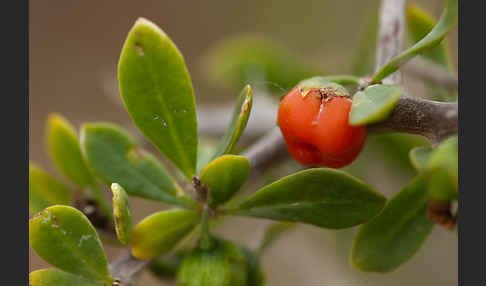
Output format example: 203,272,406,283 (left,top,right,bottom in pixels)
368,95,458,145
